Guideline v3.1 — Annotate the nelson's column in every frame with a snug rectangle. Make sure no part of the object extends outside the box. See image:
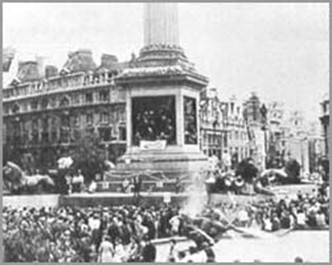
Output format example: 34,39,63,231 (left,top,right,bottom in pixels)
115,3,209,178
